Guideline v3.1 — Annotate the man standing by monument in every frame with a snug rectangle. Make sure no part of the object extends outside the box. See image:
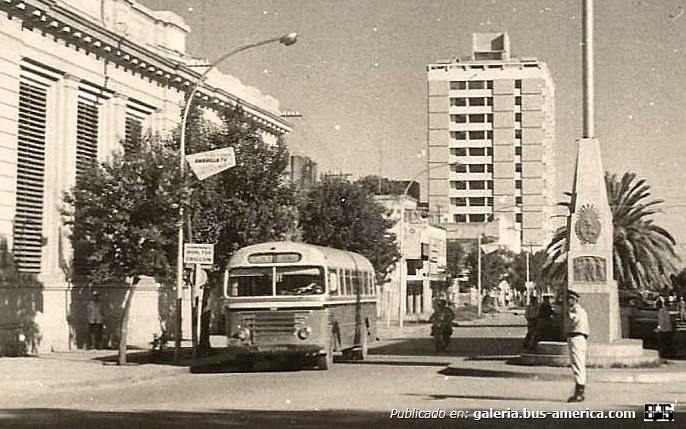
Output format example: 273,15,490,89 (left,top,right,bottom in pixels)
567,290,589,402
